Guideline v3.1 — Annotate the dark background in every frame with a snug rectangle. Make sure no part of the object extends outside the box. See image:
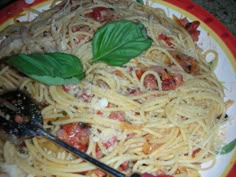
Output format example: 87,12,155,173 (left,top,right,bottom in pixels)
0,0,17,9
192,0,236,36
